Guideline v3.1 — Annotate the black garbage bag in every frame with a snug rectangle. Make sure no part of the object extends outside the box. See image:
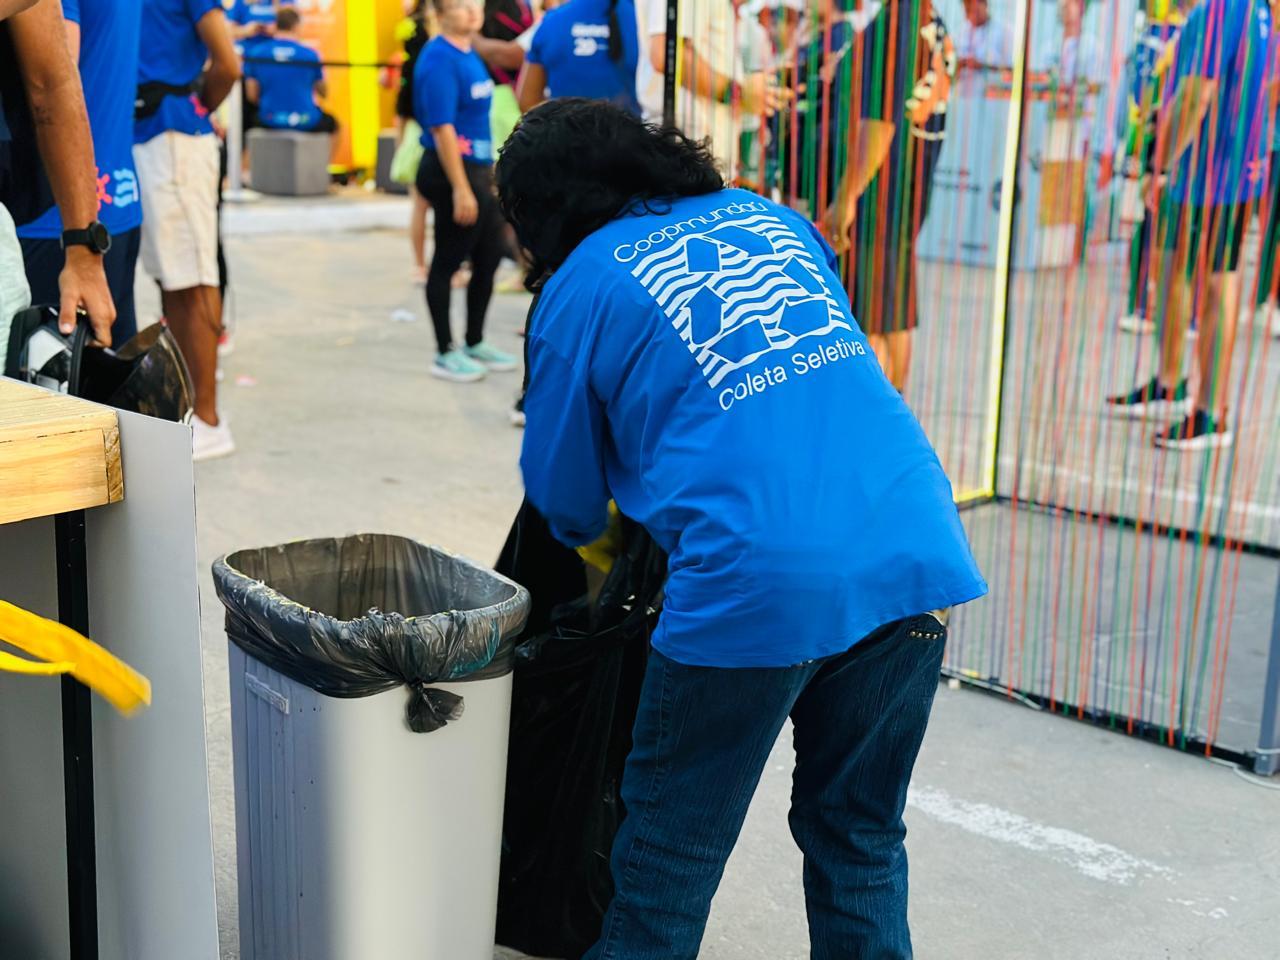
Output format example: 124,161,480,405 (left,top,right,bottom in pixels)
212,533,530,733
495,500,667,959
